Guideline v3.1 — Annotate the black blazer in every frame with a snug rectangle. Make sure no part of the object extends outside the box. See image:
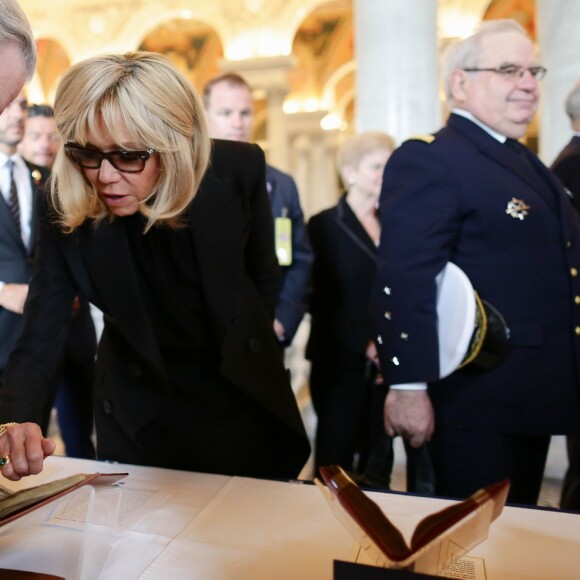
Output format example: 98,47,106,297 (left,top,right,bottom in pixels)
307,195,377,363
0,140,309,474
551,135,580,201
